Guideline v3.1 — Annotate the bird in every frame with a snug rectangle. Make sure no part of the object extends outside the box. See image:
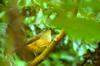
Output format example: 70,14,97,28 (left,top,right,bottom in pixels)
26,30,51,56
